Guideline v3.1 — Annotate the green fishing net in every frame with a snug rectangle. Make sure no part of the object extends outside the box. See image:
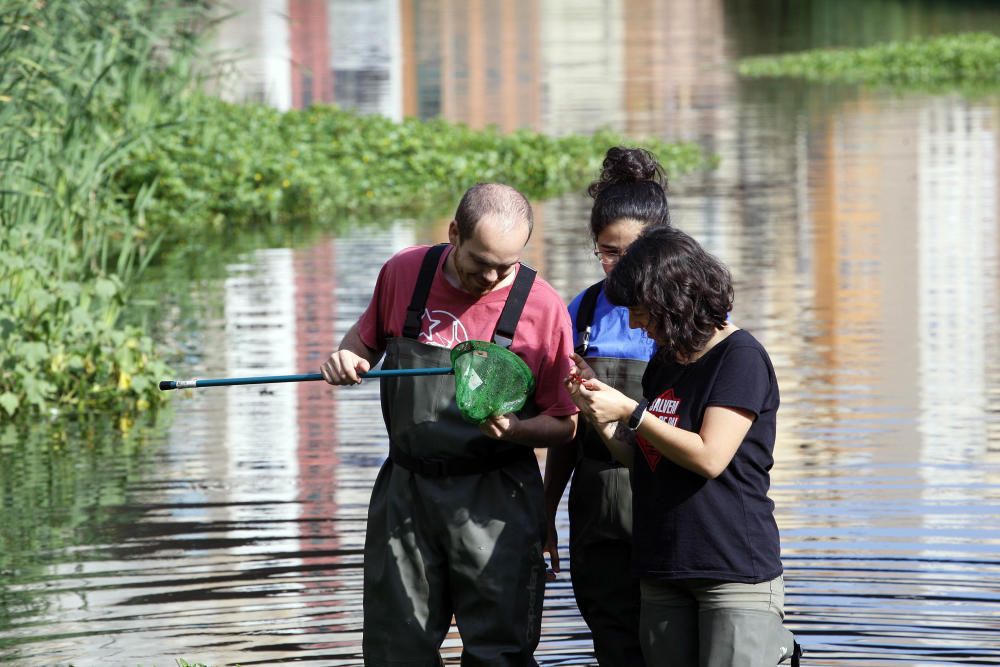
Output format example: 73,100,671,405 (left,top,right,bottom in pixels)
450,340,536,424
